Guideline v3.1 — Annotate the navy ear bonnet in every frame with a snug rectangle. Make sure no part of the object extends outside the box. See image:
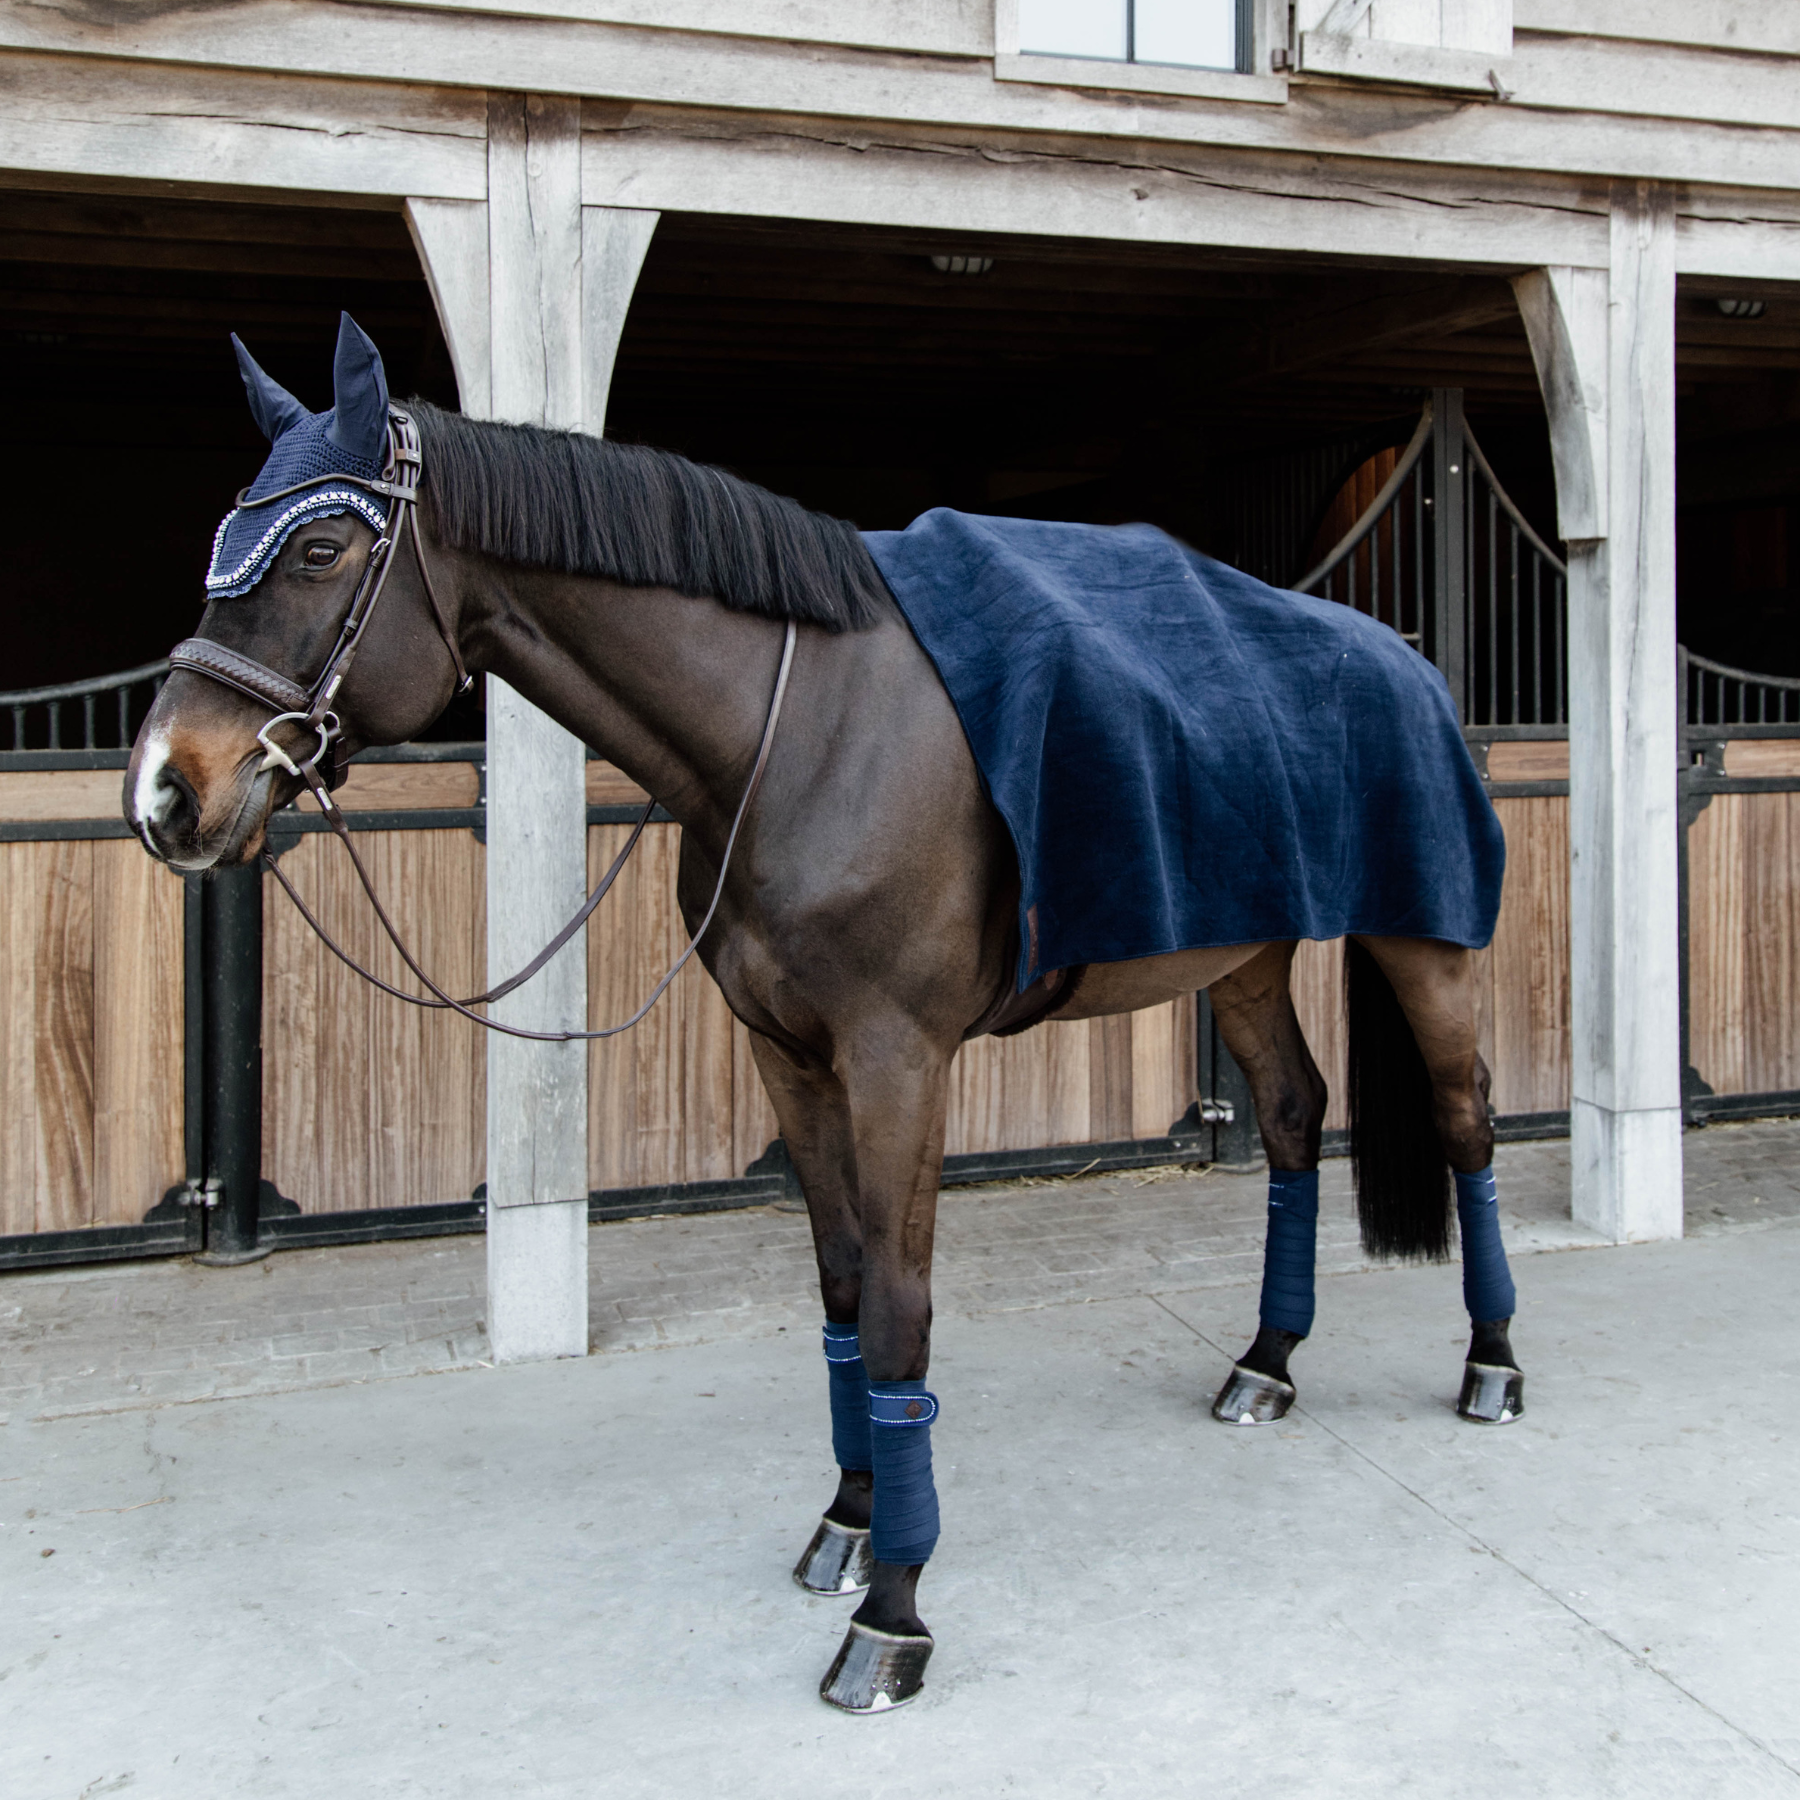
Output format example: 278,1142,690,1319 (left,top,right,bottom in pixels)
206,312,393,598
